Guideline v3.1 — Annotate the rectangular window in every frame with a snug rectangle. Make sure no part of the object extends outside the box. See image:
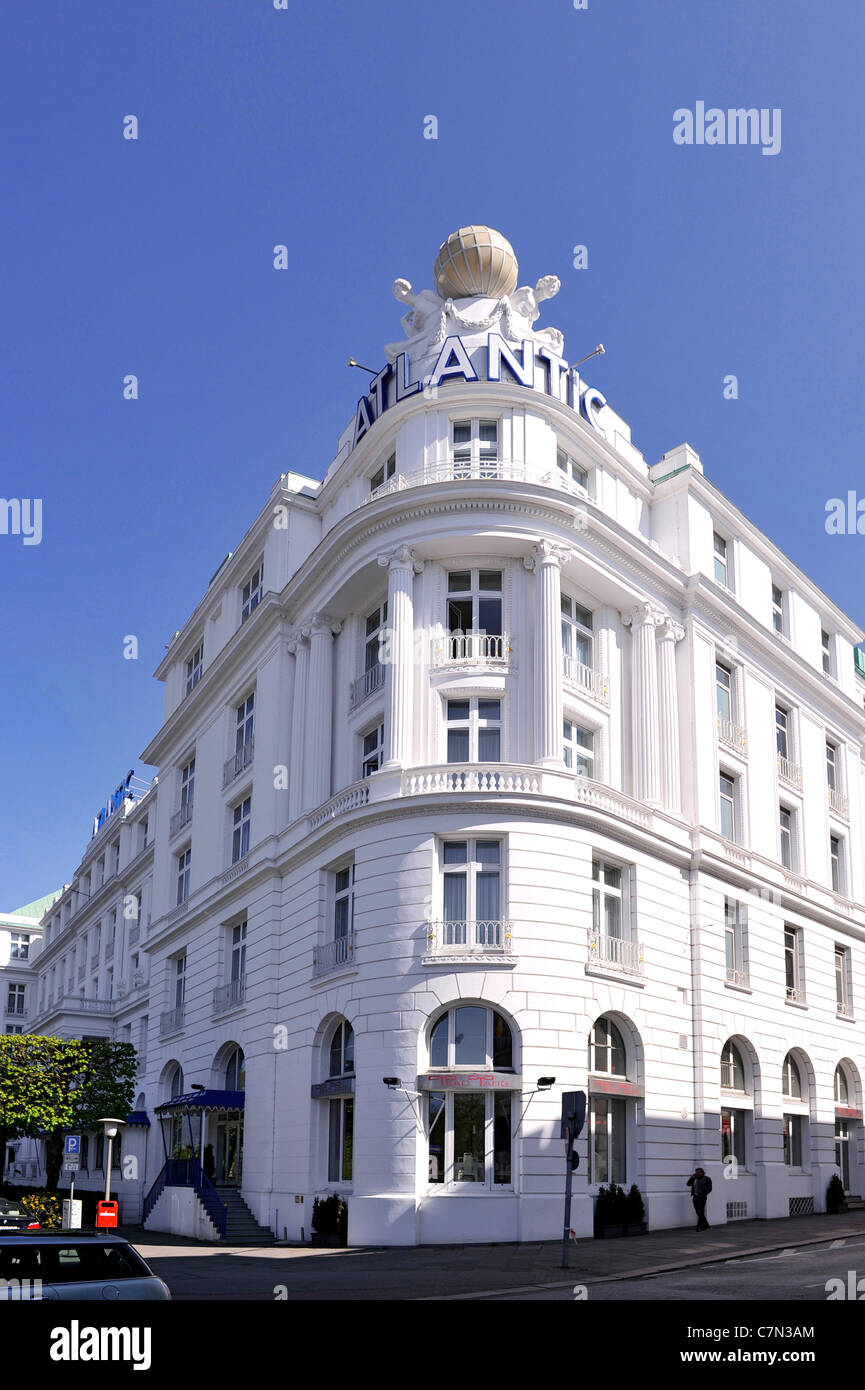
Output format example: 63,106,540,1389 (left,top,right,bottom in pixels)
231,796,251,863
328,1098,353,1182
442,840,501,940
715,662,733,723
361,725,384,778
452,419,499,474
775,706,789,760
830,835,845,895
176,848,191,906
783,1114,803,1167
446,697,501,763
771,584,786,636
556,447,588,490
370,452,396,493
174,955,186,1009
6,984,25,1016
821,628,834,676
724,899,748,986
446,569,503,637
784,927,804,1003
230,921,247,982
9,933,30,960
826,740,838,791
241,561,263,623
235,693,255,753
185,642,203,695
112,841,120,875
180,758,195,810
719,772,737,841
561,595,593,669
563,720,595,776
713,532,729,587
364,601,388,672
779,805,795,869
334,865,355,940
592,859,625,939
588,1096,626,1185
835,946,851,1015
721,1108,746,1166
